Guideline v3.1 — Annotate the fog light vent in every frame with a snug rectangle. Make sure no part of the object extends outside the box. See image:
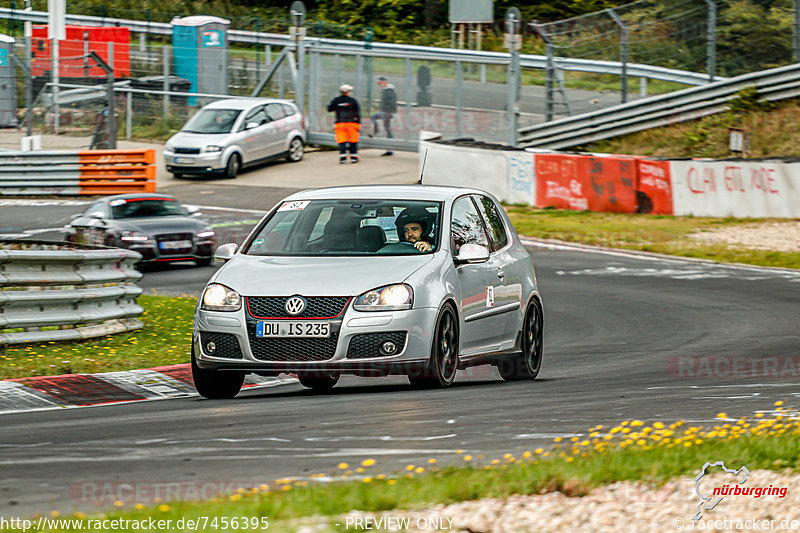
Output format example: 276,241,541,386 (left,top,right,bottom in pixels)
206,341,216,354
